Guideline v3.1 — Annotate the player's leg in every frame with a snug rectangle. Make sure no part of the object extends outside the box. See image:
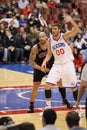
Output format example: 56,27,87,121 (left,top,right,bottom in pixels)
62,62,83,116
45,83,52,108
45,81,73,109
45,64,62,109
76,80,87,108
62,62,78,103
58,81,73,109
39,83,52,116
75,63,87,117
45,64,73,109
28,83,40,113
76,63,87,107
28,69,44,113
71,87,78,101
